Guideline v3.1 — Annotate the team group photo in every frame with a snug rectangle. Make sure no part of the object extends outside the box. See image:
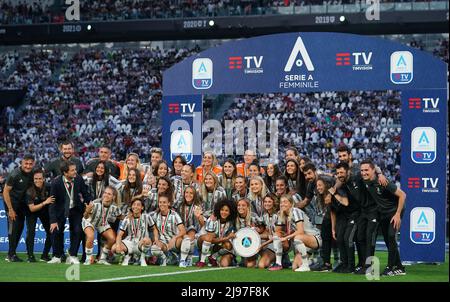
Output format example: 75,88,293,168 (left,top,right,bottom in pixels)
0,0,448,284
